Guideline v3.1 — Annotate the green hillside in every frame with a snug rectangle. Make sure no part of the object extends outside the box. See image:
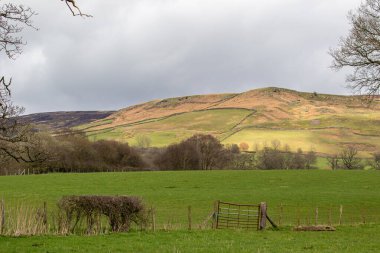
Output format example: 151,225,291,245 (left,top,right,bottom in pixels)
75,88,380,156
